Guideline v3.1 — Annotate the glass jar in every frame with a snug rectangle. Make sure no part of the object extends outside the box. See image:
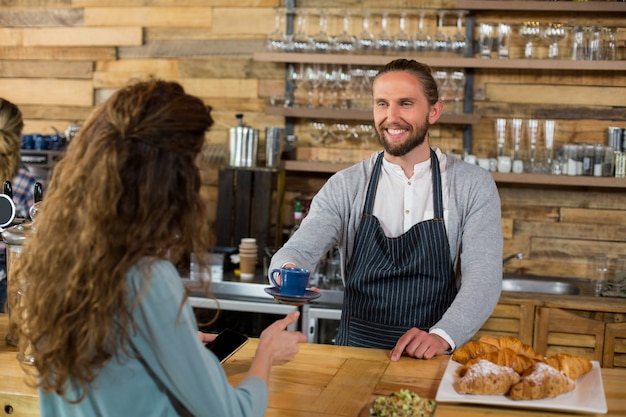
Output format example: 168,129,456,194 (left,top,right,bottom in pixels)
2,220,34,347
